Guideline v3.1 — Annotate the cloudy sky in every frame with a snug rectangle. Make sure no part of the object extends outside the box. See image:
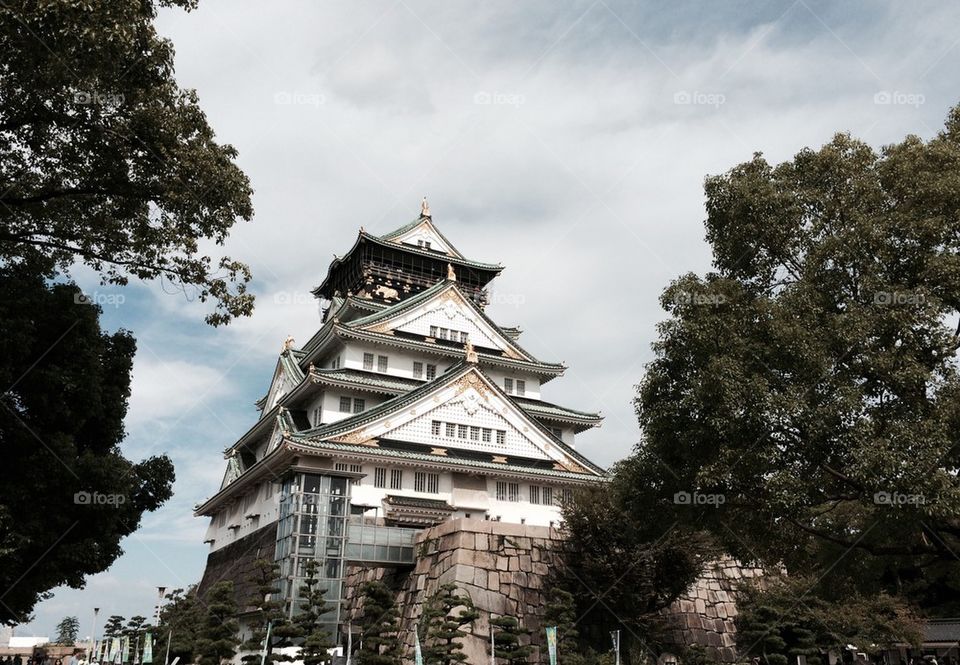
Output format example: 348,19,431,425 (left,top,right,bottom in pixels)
20,0,960,639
